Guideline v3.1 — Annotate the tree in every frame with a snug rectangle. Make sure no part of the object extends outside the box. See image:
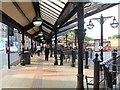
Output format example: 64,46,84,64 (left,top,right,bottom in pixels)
108,34,120,39
84,36,94,41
